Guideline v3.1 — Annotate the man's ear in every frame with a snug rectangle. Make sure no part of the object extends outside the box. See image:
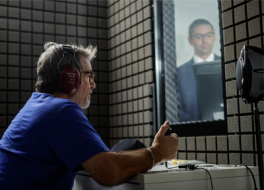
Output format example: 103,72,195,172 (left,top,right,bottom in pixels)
188,37,193,45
